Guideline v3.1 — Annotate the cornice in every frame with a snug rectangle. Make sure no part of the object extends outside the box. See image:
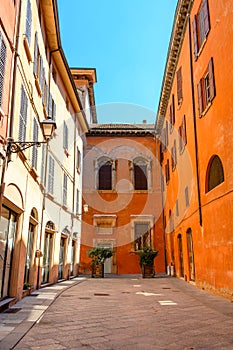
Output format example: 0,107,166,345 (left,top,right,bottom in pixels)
155,0,194,133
